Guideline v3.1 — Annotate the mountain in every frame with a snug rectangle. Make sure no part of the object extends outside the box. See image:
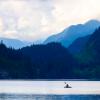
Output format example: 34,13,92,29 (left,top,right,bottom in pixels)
0,43,33,79
0,42,79,79
68,35,91,54
75,27,100,78
44,20,100,47
21,43,78,79
79,27,100,64
0,36,100,79
0,20,100,79
0,37,32,49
